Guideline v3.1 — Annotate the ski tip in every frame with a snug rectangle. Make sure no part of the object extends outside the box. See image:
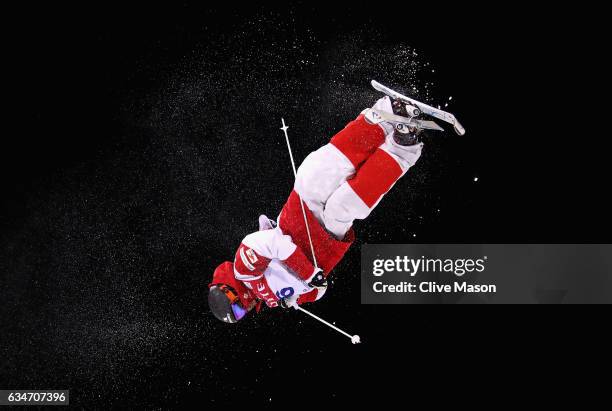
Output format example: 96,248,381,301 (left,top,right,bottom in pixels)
453,120,466,136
